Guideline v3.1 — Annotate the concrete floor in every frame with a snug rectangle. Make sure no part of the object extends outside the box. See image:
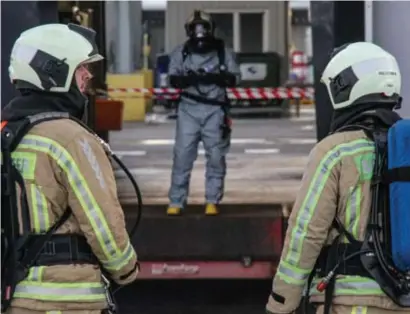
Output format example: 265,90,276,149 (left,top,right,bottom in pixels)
111,108,316,205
